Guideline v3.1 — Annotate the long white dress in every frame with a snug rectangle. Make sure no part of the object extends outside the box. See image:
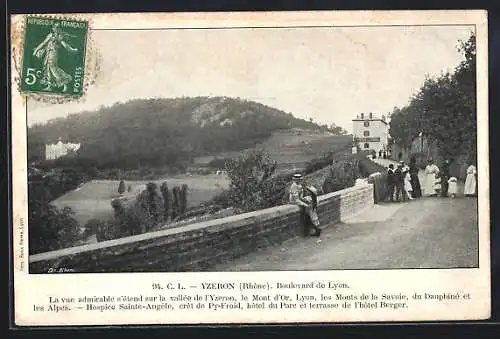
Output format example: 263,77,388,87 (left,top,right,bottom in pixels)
464,165,477,195
423,164,440,196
